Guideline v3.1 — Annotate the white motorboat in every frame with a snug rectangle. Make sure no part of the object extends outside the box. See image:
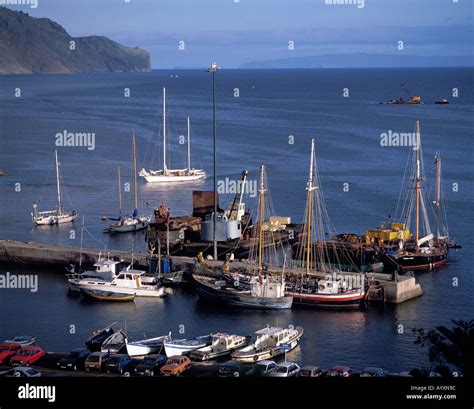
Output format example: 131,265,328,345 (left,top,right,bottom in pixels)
231,325,304,363
67,255,122,292
139,89,206,184
125,333,171,357
32,150,77,225
163,334,213,357
189,333,250,361
74,270,166,298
